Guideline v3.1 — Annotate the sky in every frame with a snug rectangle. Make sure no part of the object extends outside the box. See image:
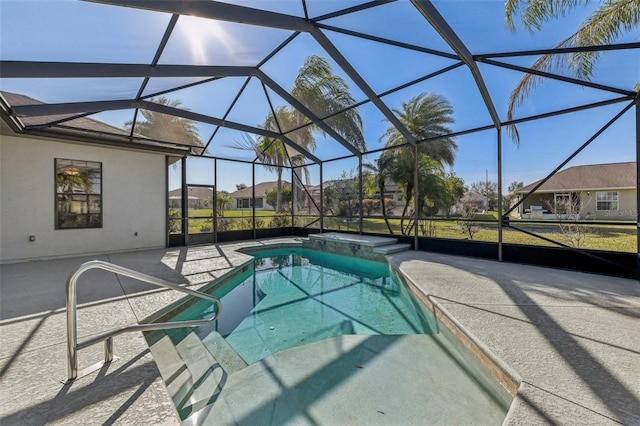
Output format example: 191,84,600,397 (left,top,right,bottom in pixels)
0,0,637,193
